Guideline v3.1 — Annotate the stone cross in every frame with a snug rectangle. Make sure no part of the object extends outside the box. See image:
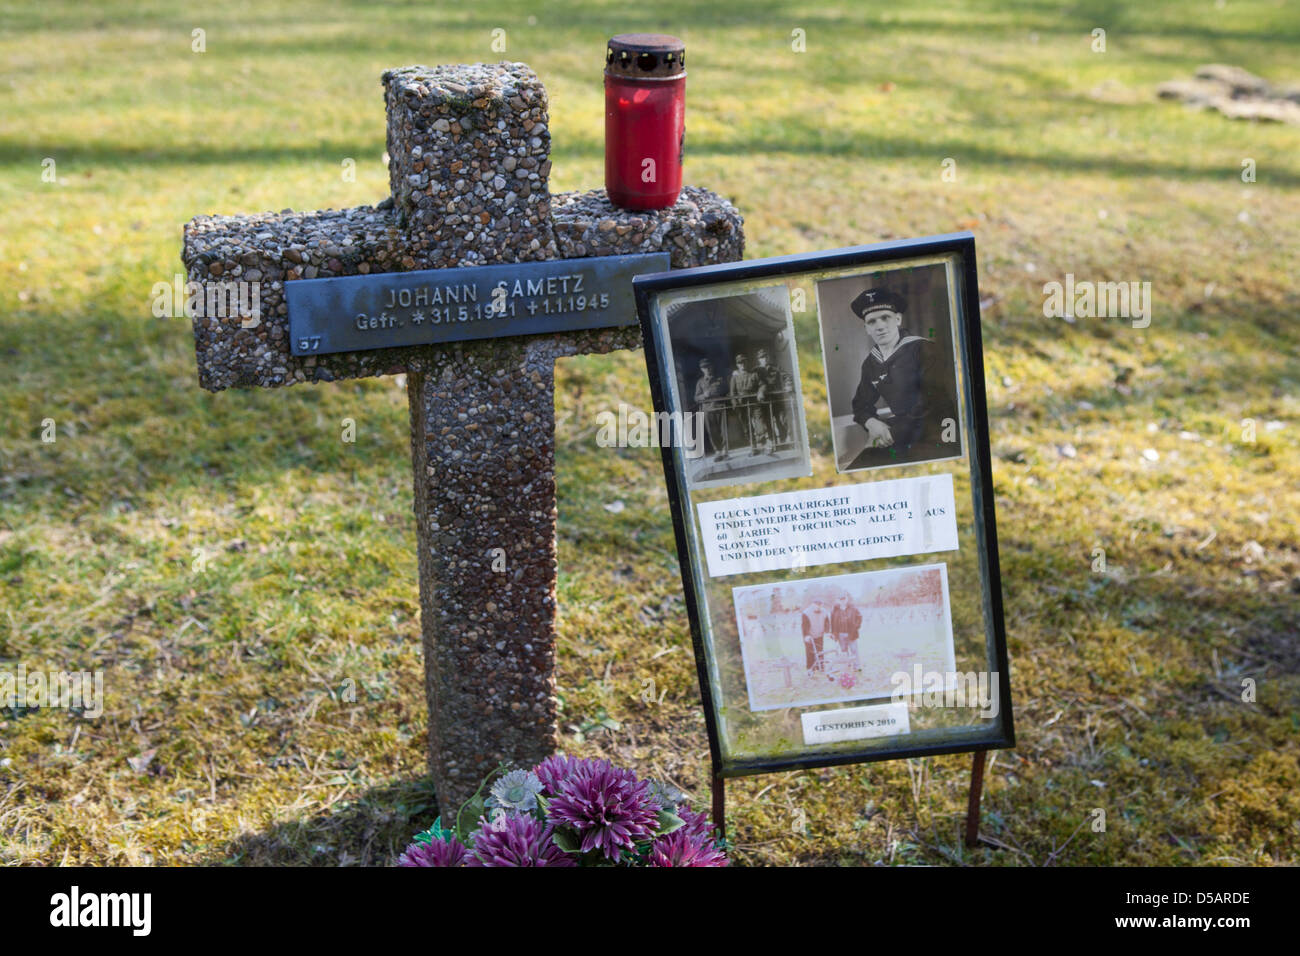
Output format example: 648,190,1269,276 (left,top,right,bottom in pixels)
181,62,744,811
